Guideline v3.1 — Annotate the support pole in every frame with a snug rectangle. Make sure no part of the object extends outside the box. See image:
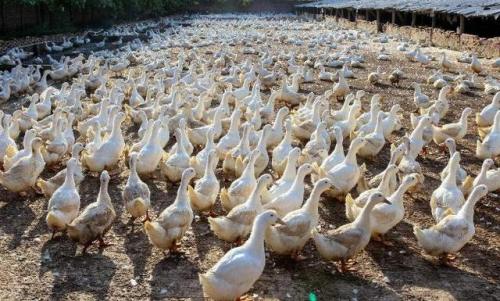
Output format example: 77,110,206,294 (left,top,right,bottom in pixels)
392,10,396,24
365,9,369,21
430,11,435,44
458,15,465,34
335,9,339,22
411,12,417,27
347,9,351,22
376,9,381,32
